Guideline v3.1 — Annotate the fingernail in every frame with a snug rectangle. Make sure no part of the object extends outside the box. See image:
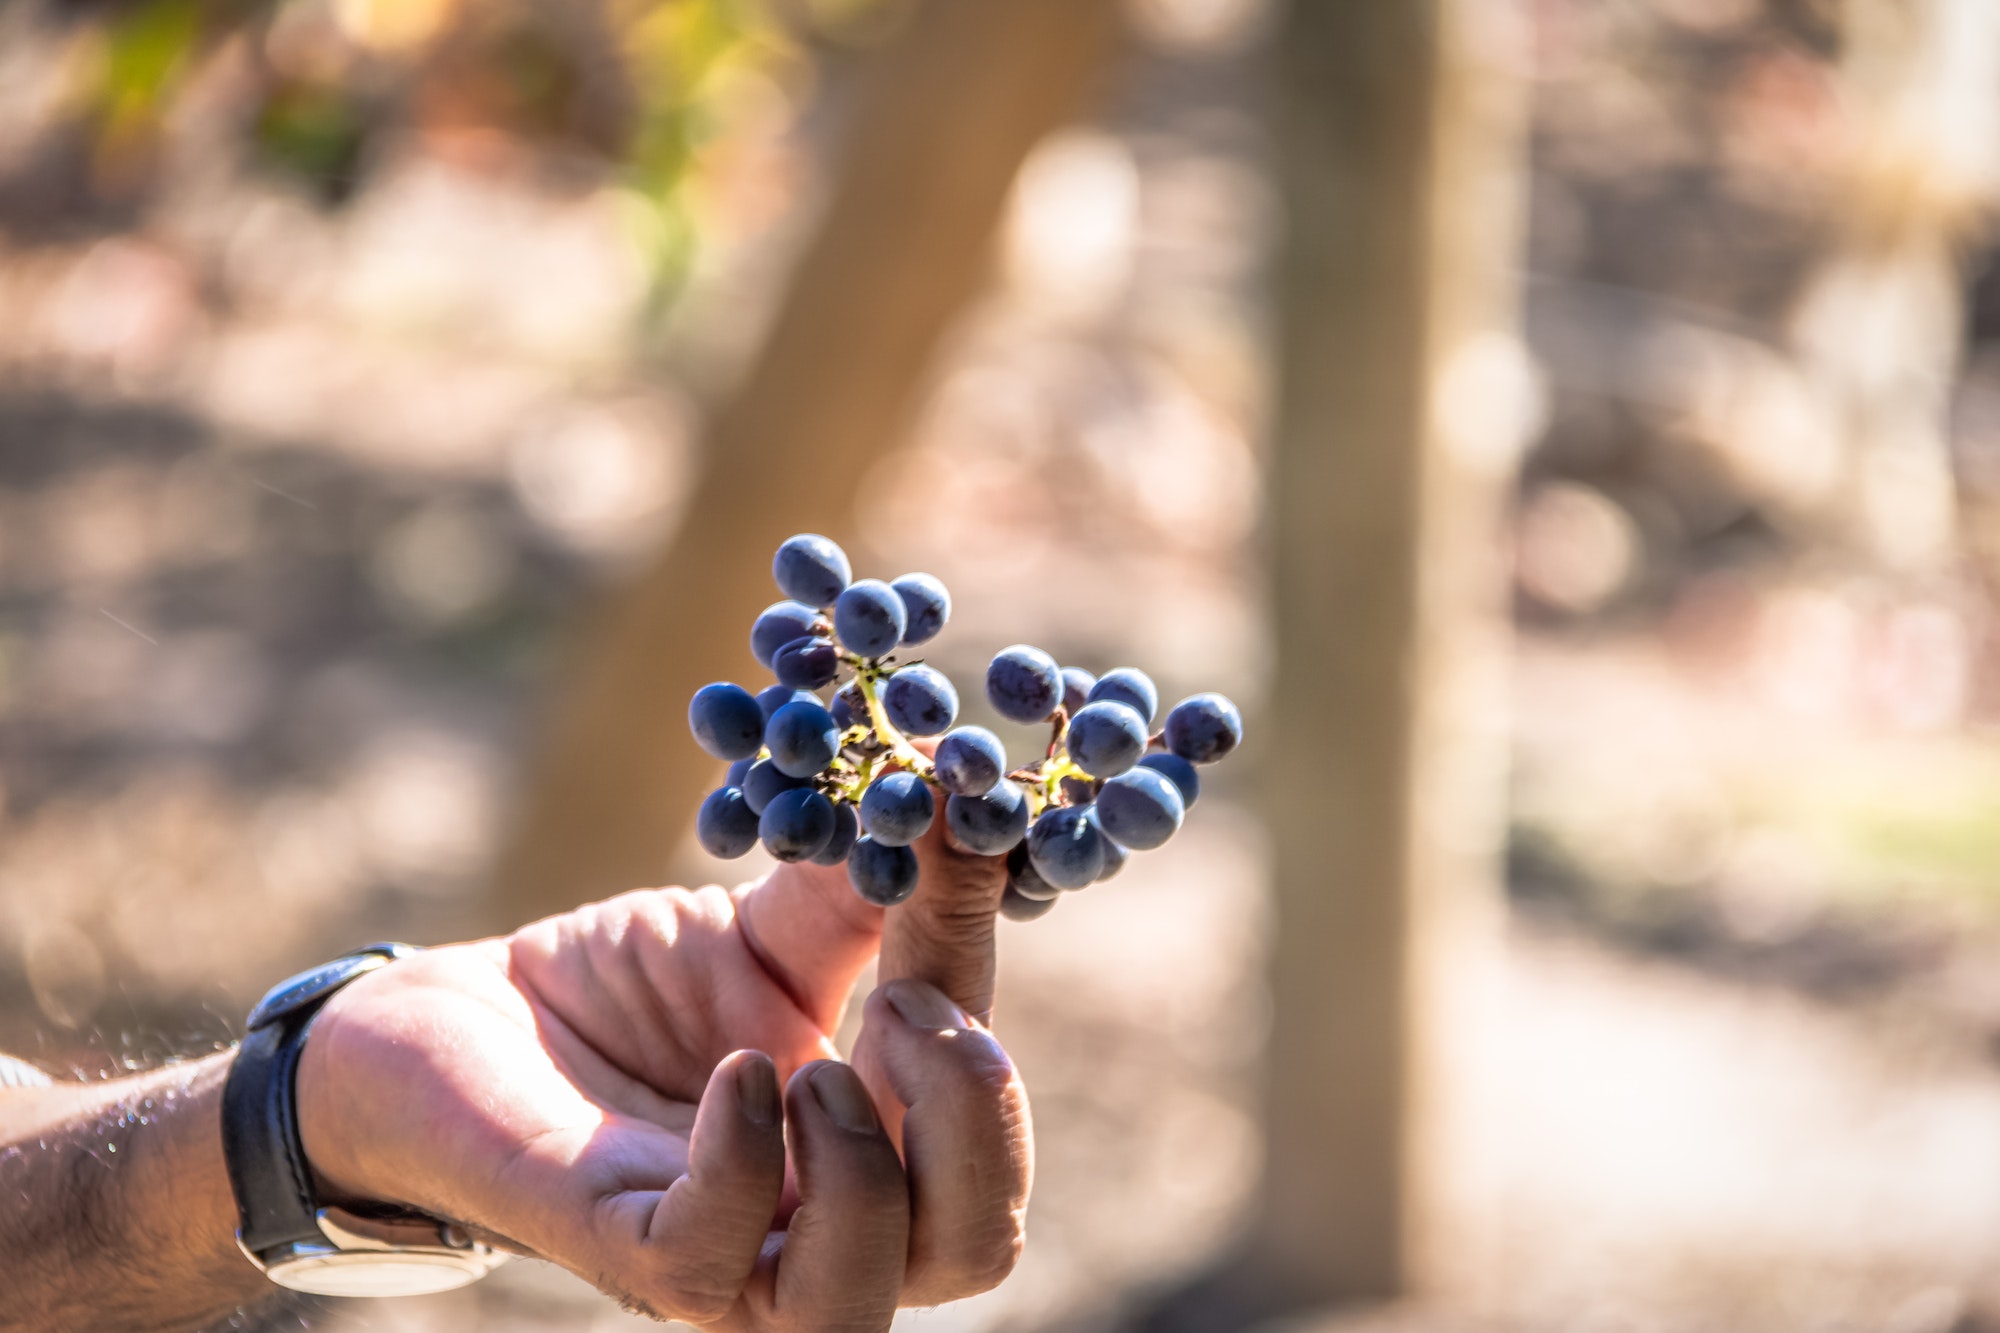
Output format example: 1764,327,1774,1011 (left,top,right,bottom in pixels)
808,1064,881,1135
737,1056,780,1128
885,979,970,1031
